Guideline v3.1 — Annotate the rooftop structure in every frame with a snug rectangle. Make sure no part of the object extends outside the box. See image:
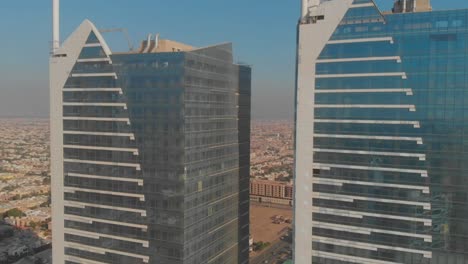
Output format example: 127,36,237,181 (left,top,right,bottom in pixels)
393,0,432,13
136,35,195,53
